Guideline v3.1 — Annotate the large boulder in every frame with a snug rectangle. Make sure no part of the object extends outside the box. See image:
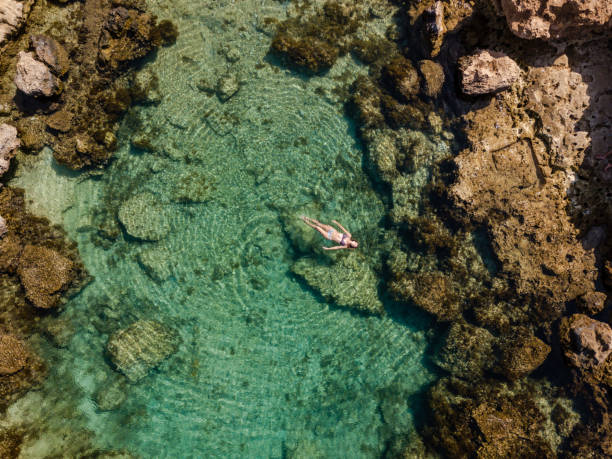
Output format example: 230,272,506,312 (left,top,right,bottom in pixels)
0,123,19,177
459,49,521,95
496,332,550,380
435,322,495,380
0,0,34,47
30,34,69,76
291,252,384,315
14,51,61,97
118,192,170,241
106,320,179,382
500,0,612,40
17,245,74,309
